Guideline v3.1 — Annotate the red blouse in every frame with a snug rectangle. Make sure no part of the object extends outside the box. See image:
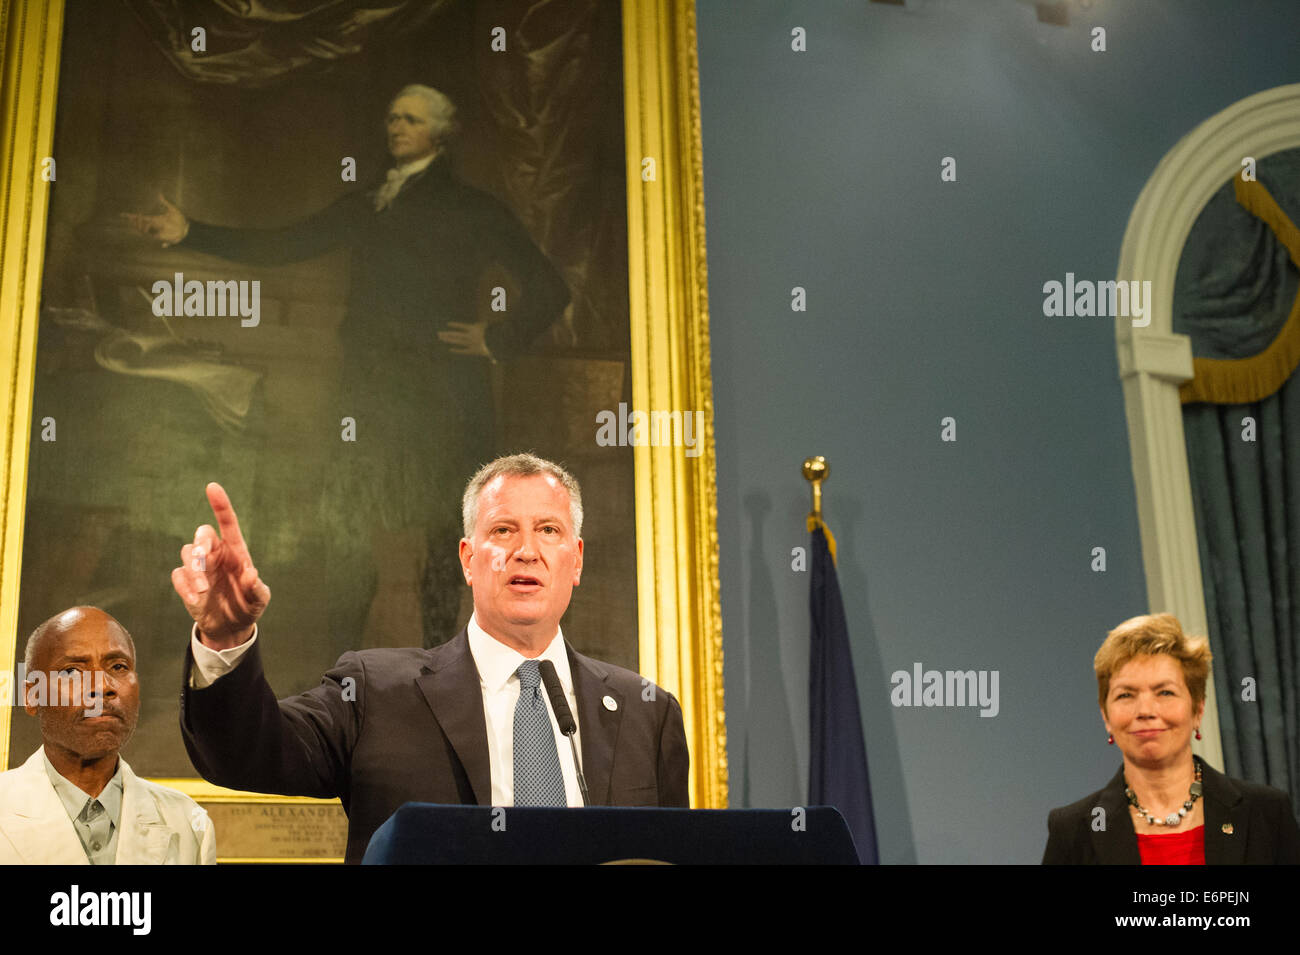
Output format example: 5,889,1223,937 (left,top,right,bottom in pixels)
1137,824,1205,865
